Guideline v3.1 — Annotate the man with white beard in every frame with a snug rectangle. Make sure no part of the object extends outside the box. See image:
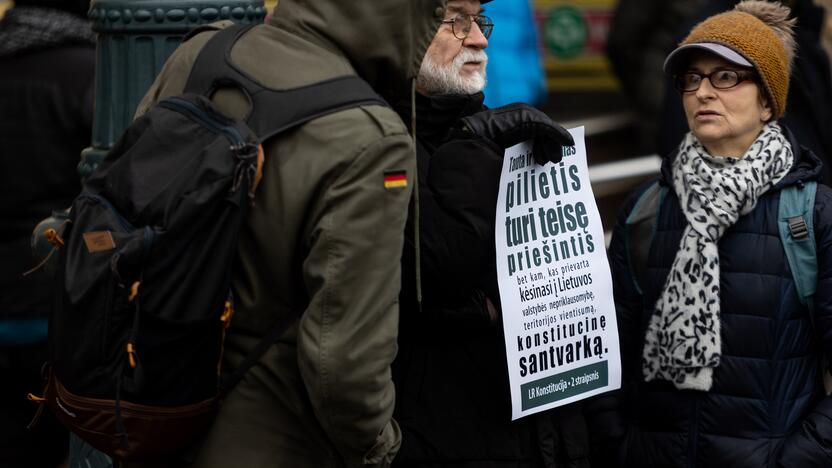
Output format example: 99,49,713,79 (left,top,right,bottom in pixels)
392,1,590,467
415,5,489,95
